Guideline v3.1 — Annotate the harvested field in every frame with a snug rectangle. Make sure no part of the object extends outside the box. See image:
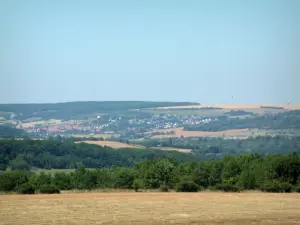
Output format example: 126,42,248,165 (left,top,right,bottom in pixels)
73,133,120,139
149,127,298,139
149,147,192,153
1,192,300,225
150,127,252,139
76,140,144,149
21,119,62,128
76,141,191,153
